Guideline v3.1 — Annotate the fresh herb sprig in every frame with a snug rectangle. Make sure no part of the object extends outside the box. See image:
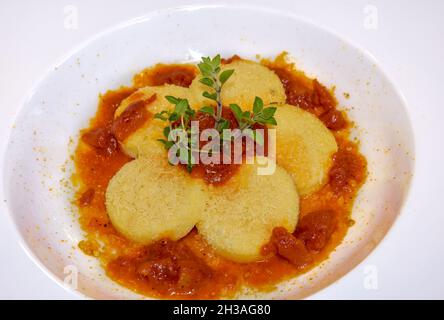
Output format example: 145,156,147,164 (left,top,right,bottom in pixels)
197,55,234,132
153,55,279,173
227,97,277,145
155,96,196,172
230,97,277,130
